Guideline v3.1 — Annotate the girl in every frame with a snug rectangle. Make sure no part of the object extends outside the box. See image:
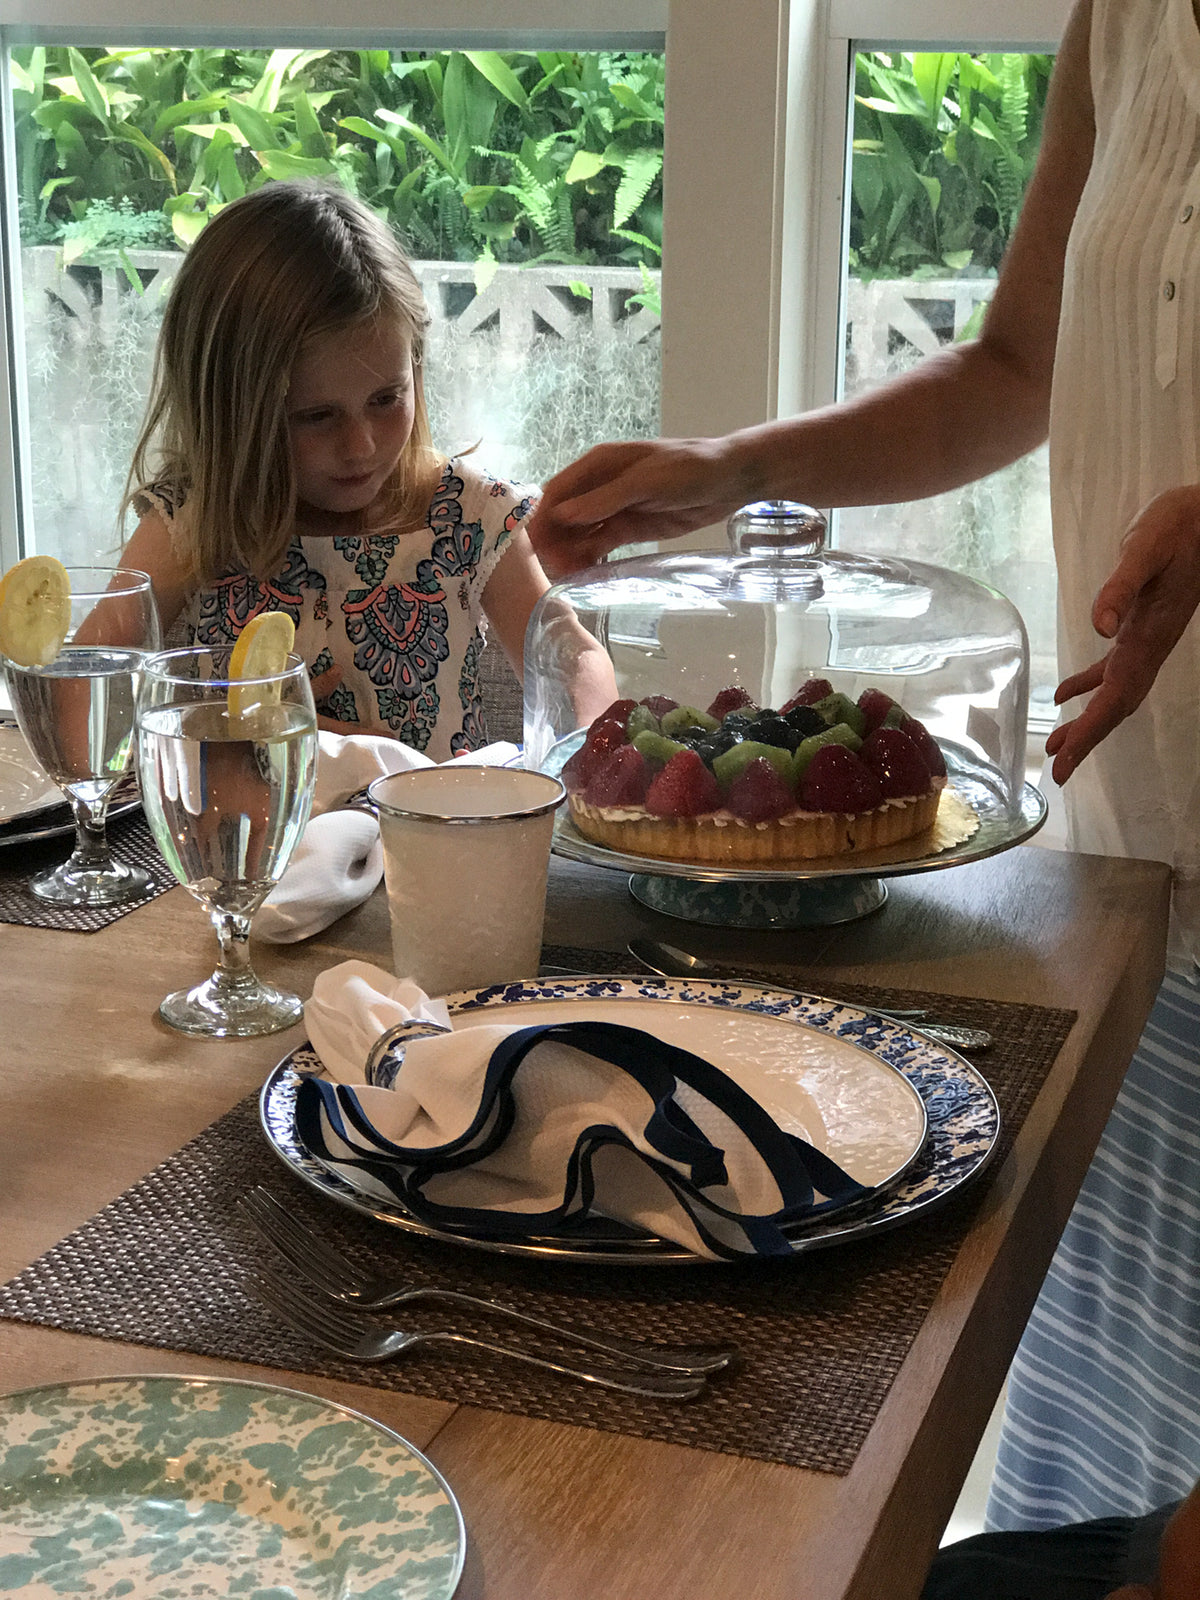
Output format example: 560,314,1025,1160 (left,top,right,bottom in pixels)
120,178,550,759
